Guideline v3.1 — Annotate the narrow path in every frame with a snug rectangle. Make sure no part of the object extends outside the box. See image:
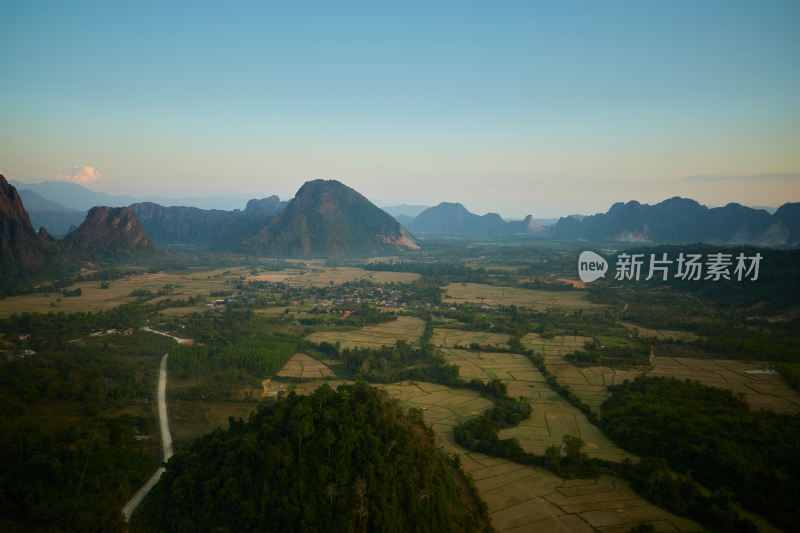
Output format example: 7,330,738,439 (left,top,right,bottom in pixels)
122,328,185,523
